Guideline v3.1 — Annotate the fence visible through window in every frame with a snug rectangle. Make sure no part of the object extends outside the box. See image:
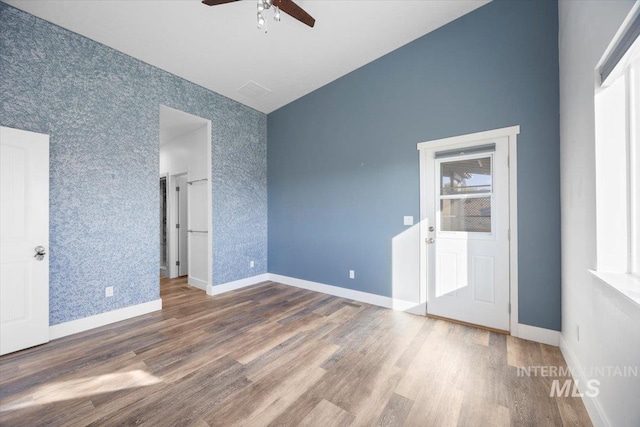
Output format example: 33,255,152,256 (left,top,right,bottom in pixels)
439,156,492,233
